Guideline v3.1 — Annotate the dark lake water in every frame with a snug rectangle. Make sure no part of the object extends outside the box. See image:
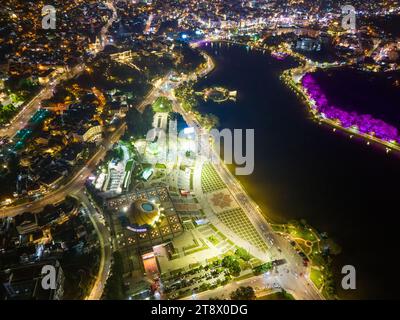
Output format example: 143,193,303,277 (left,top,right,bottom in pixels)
196,42,400,299
313,69,400,128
